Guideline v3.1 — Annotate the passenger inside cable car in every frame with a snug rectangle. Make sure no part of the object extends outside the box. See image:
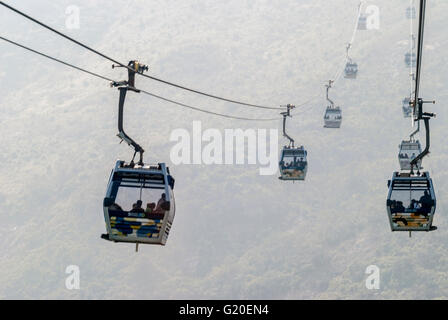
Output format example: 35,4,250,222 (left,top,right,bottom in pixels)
110,187,168,219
